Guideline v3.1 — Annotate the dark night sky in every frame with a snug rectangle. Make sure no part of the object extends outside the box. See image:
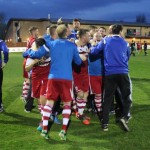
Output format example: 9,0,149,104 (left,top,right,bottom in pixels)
0,0,150,22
